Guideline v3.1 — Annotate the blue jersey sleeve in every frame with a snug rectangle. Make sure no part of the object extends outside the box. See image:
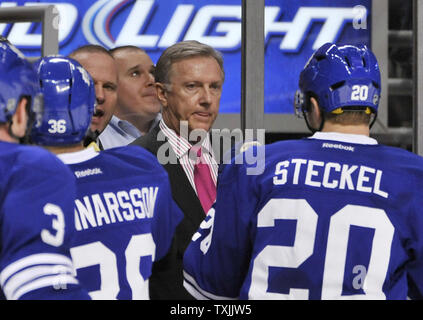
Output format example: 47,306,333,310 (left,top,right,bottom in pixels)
0,146,90,300
183,148,261,299
402,165,423,300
